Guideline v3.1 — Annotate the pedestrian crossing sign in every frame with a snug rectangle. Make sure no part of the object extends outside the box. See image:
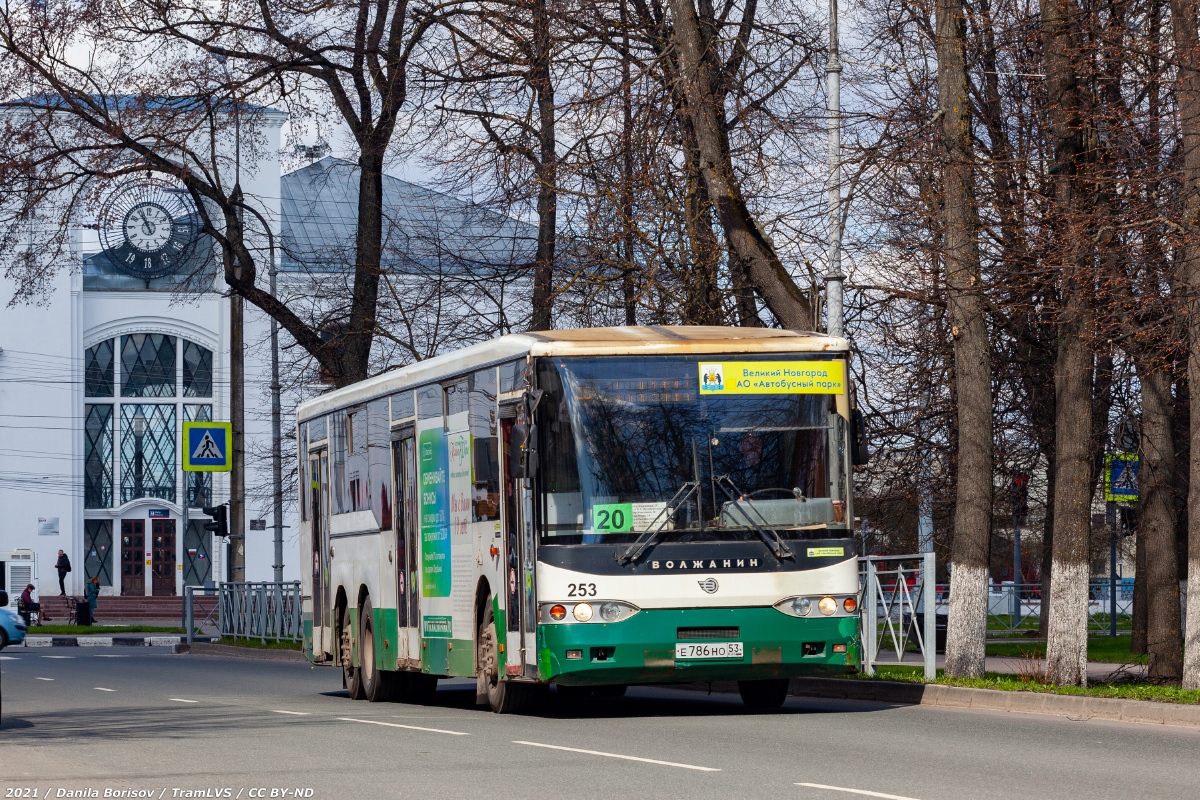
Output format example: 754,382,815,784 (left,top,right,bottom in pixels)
1104,453,1138,503
182,422,233,472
